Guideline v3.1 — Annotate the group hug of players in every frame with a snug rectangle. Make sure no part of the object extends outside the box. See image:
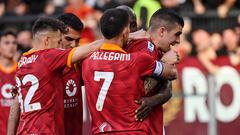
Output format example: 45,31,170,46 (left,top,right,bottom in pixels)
0,5,184,135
